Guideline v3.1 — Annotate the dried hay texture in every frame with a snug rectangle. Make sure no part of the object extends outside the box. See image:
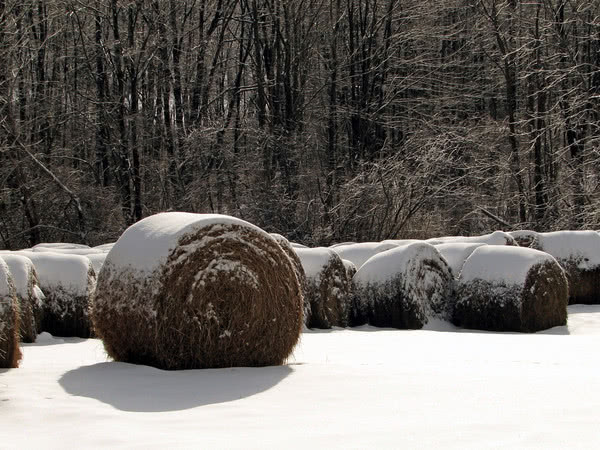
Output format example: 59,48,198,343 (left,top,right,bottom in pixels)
0,258,21,368
454,258,568,333
92,223,303,370
298,249,351,329
352,243,454,329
